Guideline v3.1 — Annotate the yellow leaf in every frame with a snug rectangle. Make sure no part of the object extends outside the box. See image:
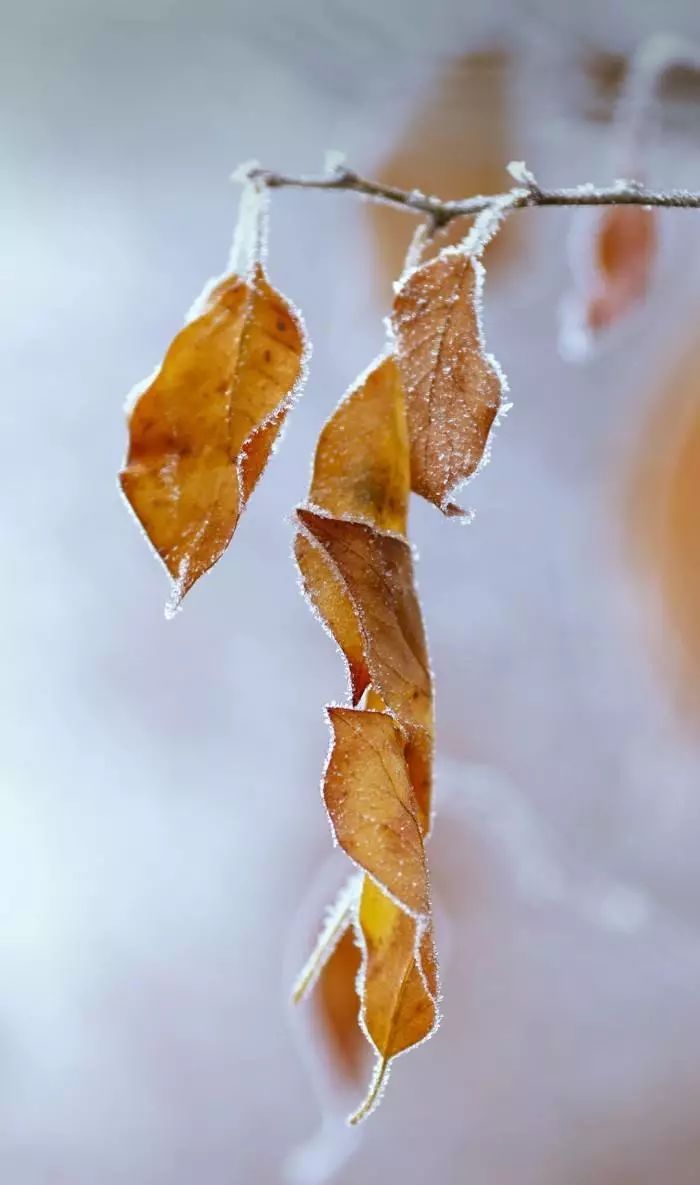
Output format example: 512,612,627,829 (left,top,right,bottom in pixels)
350,877,438,1123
